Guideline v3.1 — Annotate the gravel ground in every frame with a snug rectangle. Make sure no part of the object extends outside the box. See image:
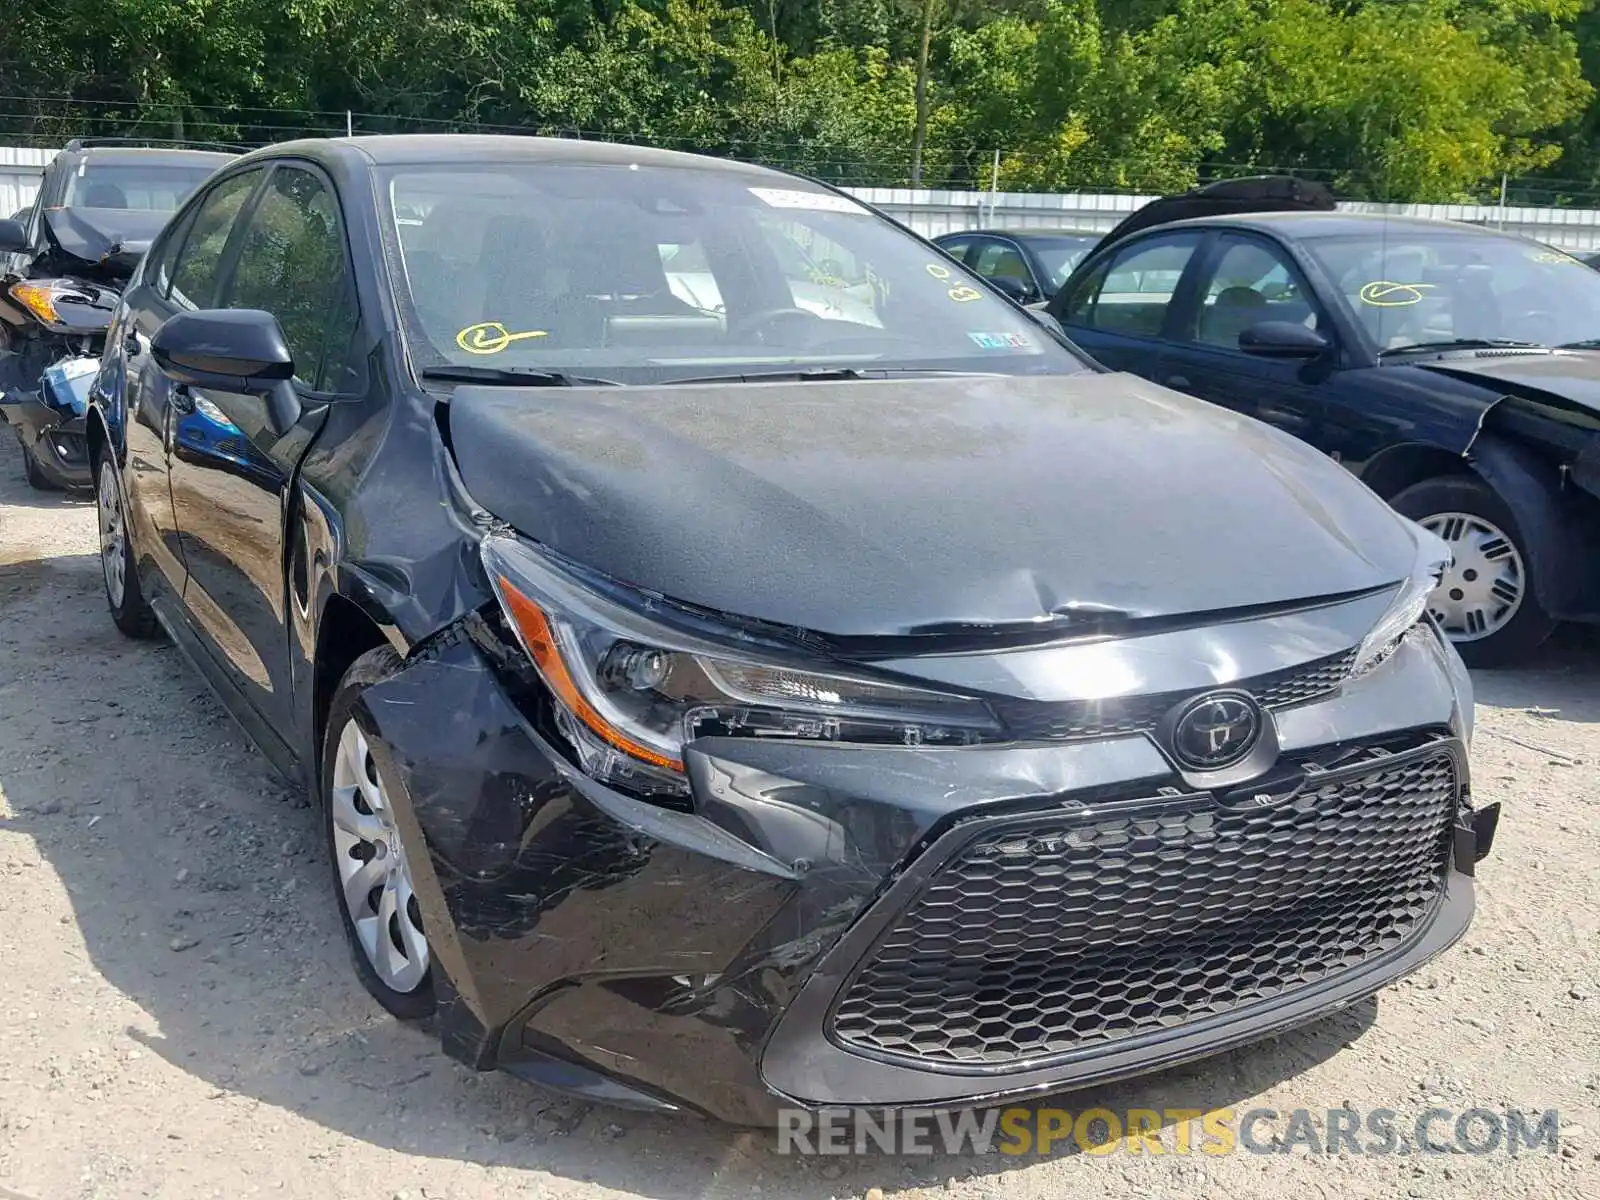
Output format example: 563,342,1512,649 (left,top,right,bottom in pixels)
0,431,1596,1200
